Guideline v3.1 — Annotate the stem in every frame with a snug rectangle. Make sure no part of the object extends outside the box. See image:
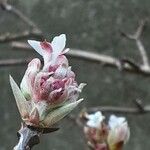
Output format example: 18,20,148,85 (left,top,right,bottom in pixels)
13,123,59,150
13,123,40,150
